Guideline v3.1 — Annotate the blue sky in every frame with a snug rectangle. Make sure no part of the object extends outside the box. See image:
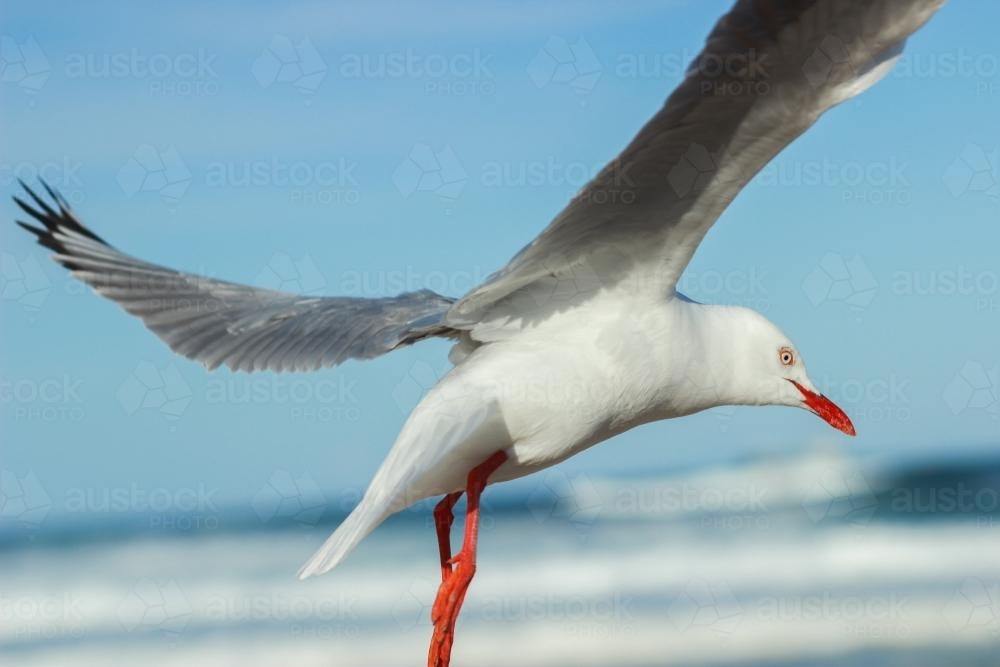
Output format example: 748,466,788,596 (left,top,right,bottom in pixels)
2,0,998,516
